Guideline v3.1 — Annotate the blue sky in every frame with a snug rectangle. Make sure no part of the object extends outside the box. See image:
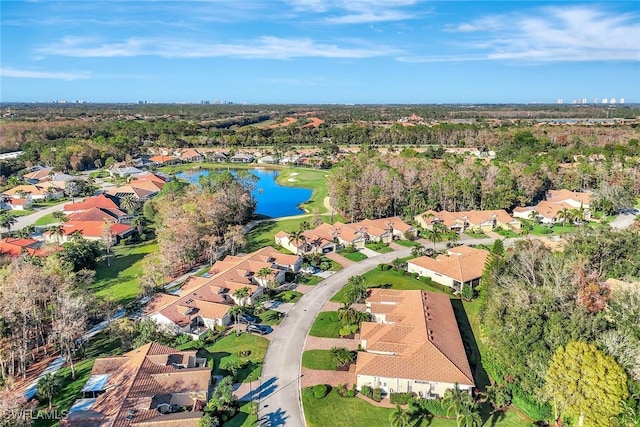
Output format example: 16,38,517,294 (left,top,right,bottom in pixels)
1,1,639,104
